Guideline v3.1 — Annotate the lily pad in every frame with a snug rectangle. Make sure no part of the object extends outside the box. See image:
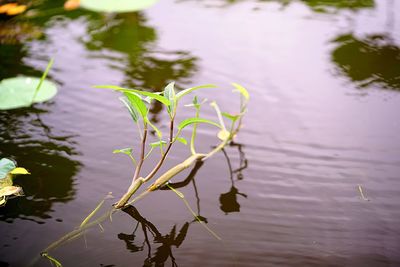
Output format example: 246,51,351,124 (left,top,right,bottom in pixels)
80,0,159,13
0,77,57,110
0,158,16,179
